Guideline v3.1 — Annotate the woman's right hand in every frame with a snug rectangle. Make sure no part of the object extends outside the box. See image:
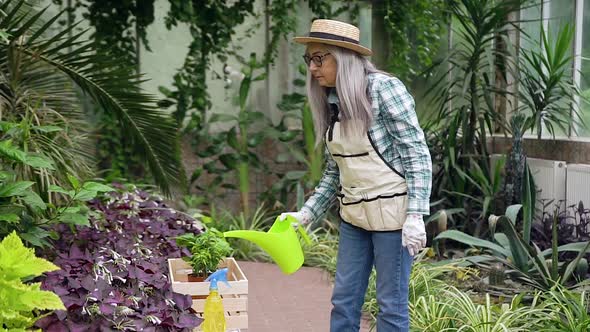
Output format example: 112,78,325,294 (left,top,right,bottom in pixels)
279,210,312,227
